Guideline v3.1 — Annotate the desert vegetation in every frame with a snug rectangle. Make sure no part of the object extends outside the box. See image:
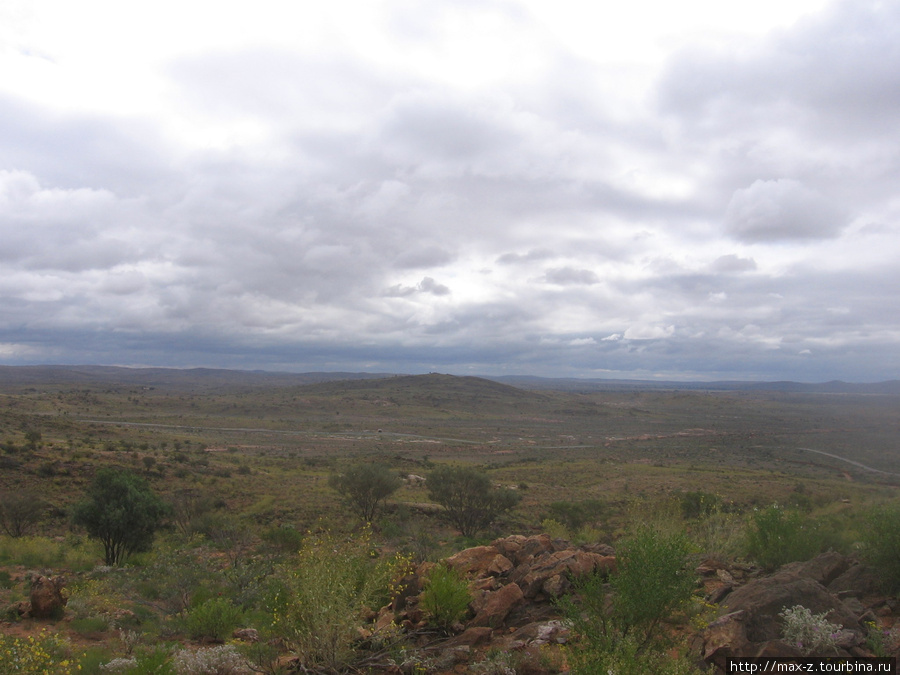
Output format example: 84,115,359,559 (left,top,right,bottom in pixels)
1,367,900,672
